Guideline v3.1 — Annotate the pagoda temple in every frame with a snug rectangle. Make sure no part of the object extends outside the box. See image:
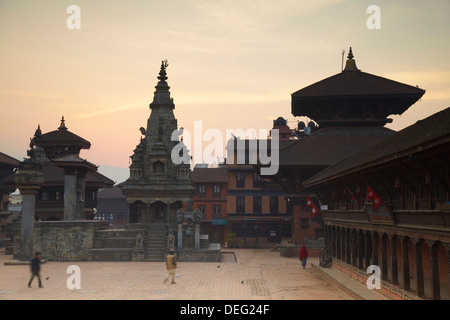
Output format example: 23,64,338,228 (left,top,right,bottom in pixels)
265,48,425,246
5,117,114,221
